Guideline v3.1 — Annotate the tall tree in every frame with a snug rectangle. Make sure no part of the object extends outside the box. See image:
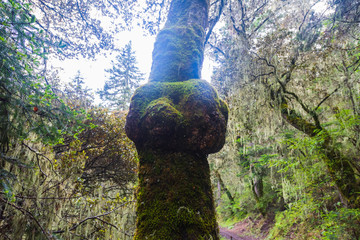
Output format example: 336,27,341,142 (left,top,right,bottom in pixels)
126,0,228,239
0,1,137,238
64,70,94,110
258,0,360,208
98,41,144,110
